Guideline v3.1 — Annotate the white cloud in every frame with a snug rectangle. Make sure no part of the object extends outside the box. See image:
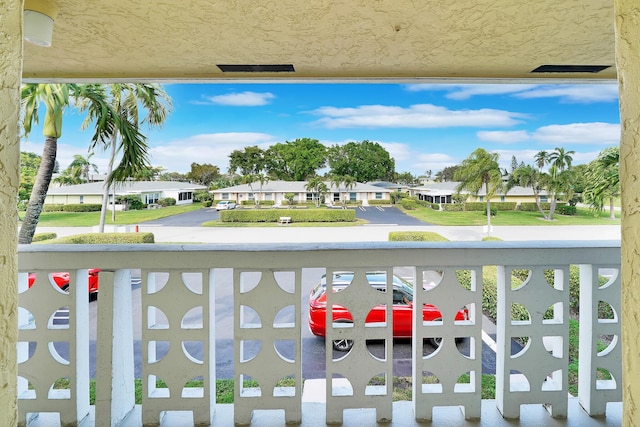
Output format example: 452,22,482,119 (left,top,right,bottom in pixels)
405,83,618,103
532,122,620,145
196,91,276,106
408,153,457,176
150,132,278,172
477,130,531,144
513,84,619,103
311,104,526,129
378,142,411,162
